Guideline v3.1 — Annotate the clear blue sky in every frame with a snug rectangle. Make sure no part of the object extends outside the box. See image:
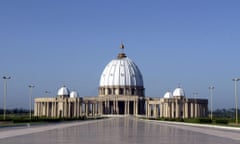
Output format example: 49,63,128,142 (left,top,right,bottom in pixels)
0,0,240,109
